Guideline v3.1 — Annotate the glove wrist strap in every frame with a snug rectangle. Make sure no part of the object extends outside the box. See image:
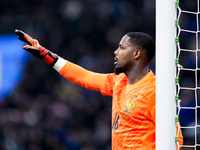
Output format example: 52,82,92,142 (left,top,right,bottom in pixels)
43,55,55,65
43,51,58,66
